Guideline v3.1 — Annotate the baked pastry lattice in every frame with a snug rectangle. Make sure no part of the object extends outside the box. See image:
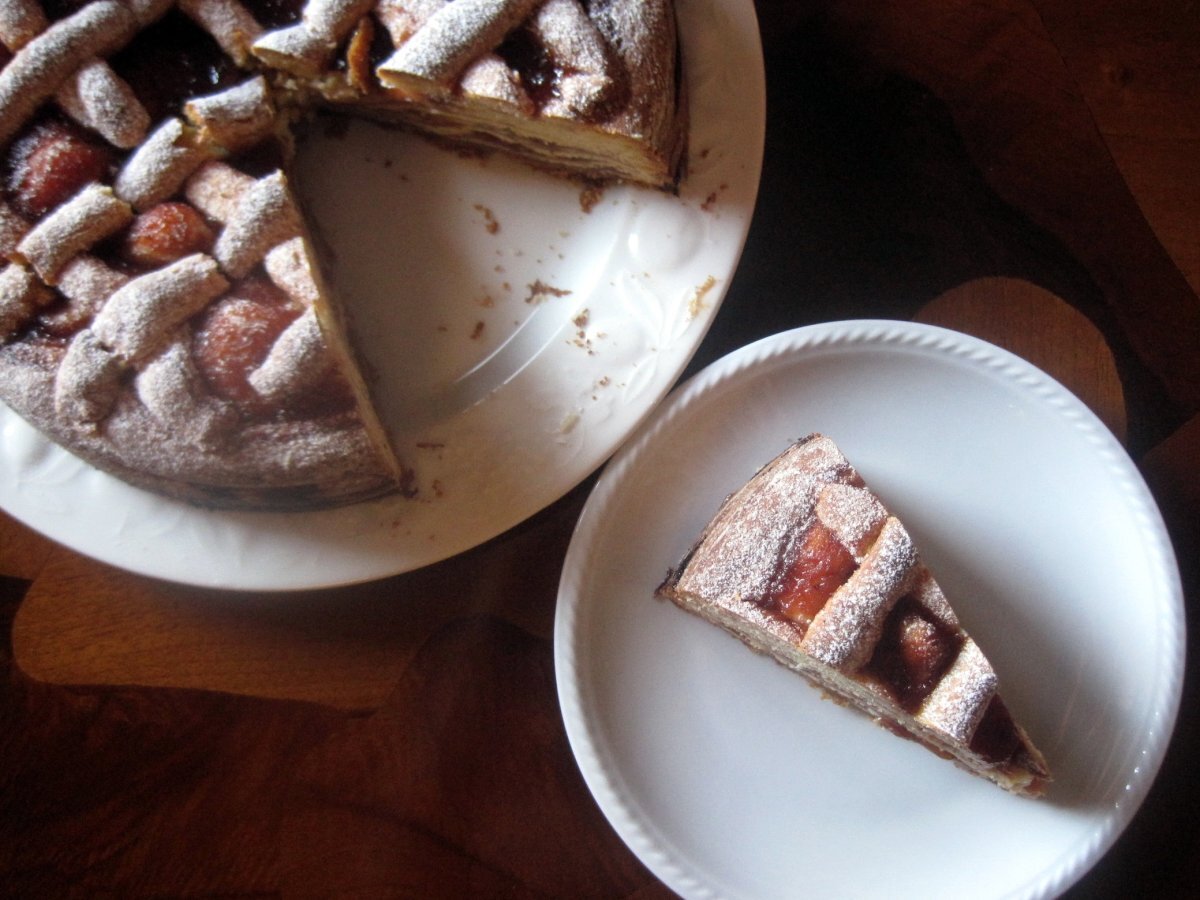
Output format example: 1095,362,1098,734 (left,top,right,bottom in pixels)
656,434,1051,796
0,0,685,509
